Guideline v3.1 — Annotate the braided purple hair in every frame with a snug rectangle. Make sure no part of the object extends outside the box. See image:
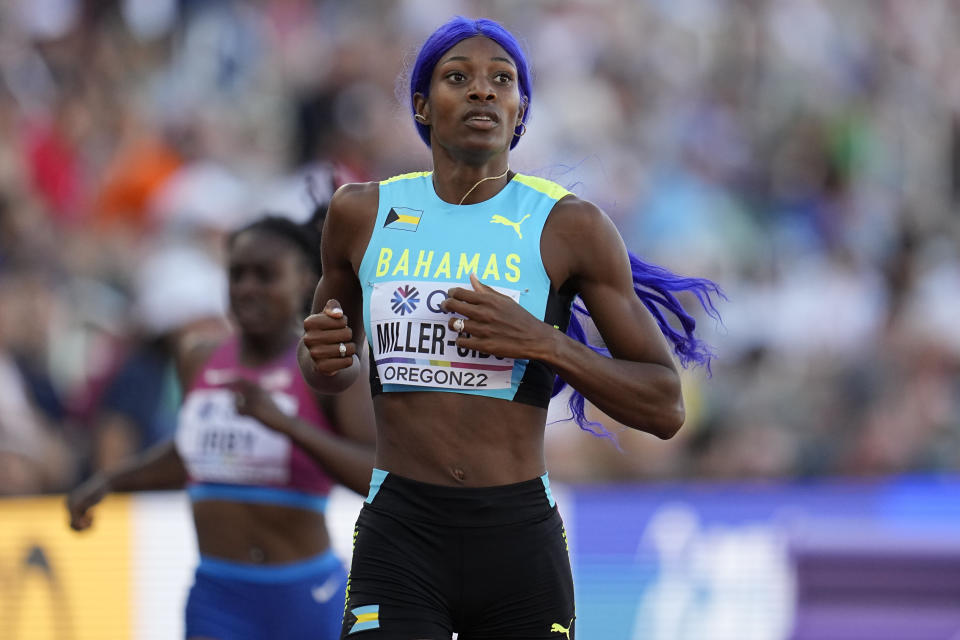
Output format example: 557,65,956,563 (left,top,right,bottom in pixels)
552,252,724,439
